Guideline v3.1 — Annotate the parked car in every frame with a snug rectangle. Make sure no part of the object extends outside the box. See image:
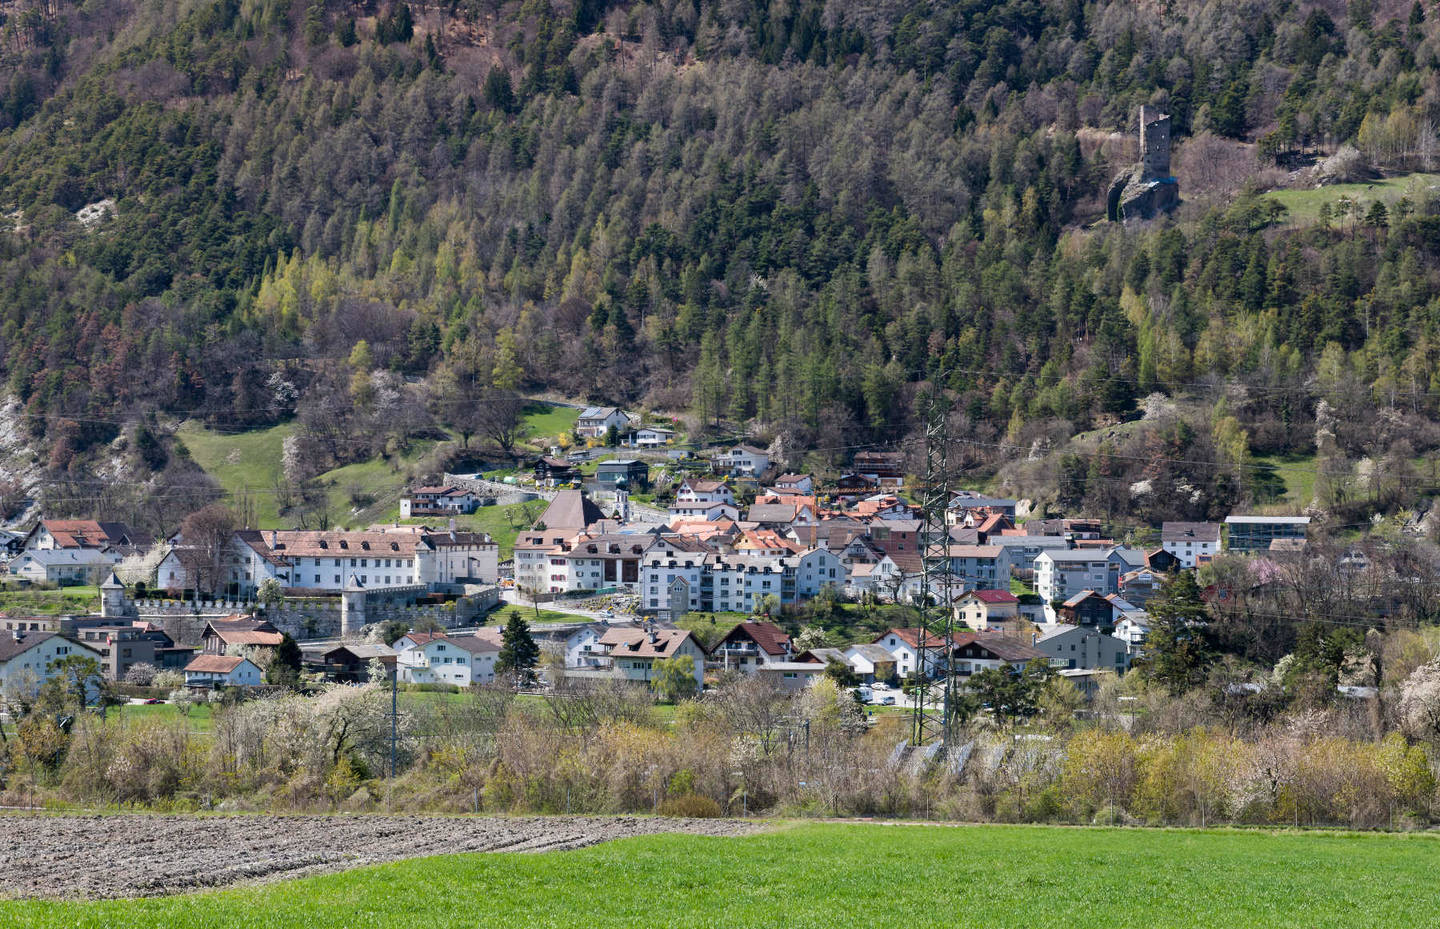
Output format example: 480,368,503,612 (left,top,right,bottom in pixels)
871,681,889,691
143,698,164,705
876,694,897,706
853,686,873,704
